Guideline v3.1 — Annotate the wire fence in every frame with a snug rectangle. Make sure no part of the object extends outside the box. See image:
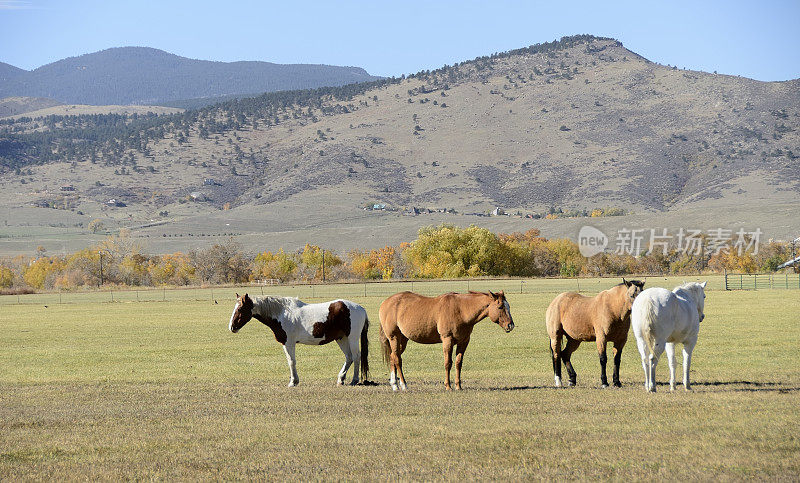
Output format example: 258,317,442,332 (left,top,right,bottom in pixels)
724,272,800,290
0,274,735,306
